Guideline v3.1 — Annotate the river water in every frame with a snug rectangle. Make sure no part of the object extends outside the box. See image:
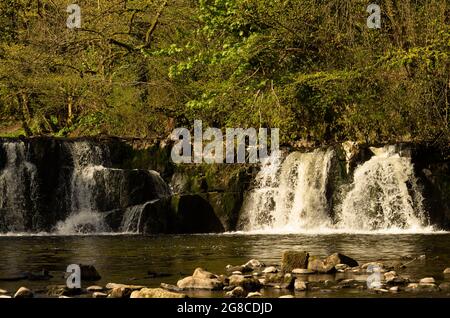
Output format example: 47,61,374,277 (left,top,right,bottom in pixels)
1,233,450,298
